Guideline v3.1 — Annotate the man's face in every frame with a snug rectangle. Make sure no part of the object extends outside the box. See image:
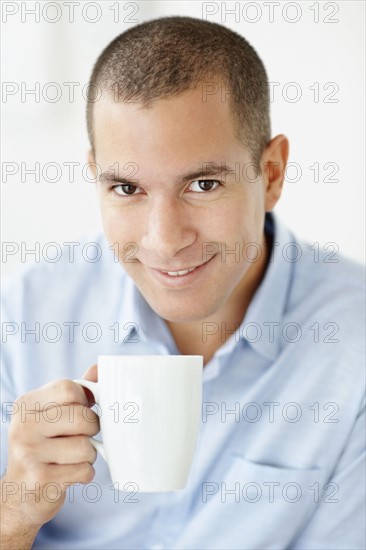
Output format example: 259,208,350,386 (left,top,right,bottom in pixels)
92,86,269,323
